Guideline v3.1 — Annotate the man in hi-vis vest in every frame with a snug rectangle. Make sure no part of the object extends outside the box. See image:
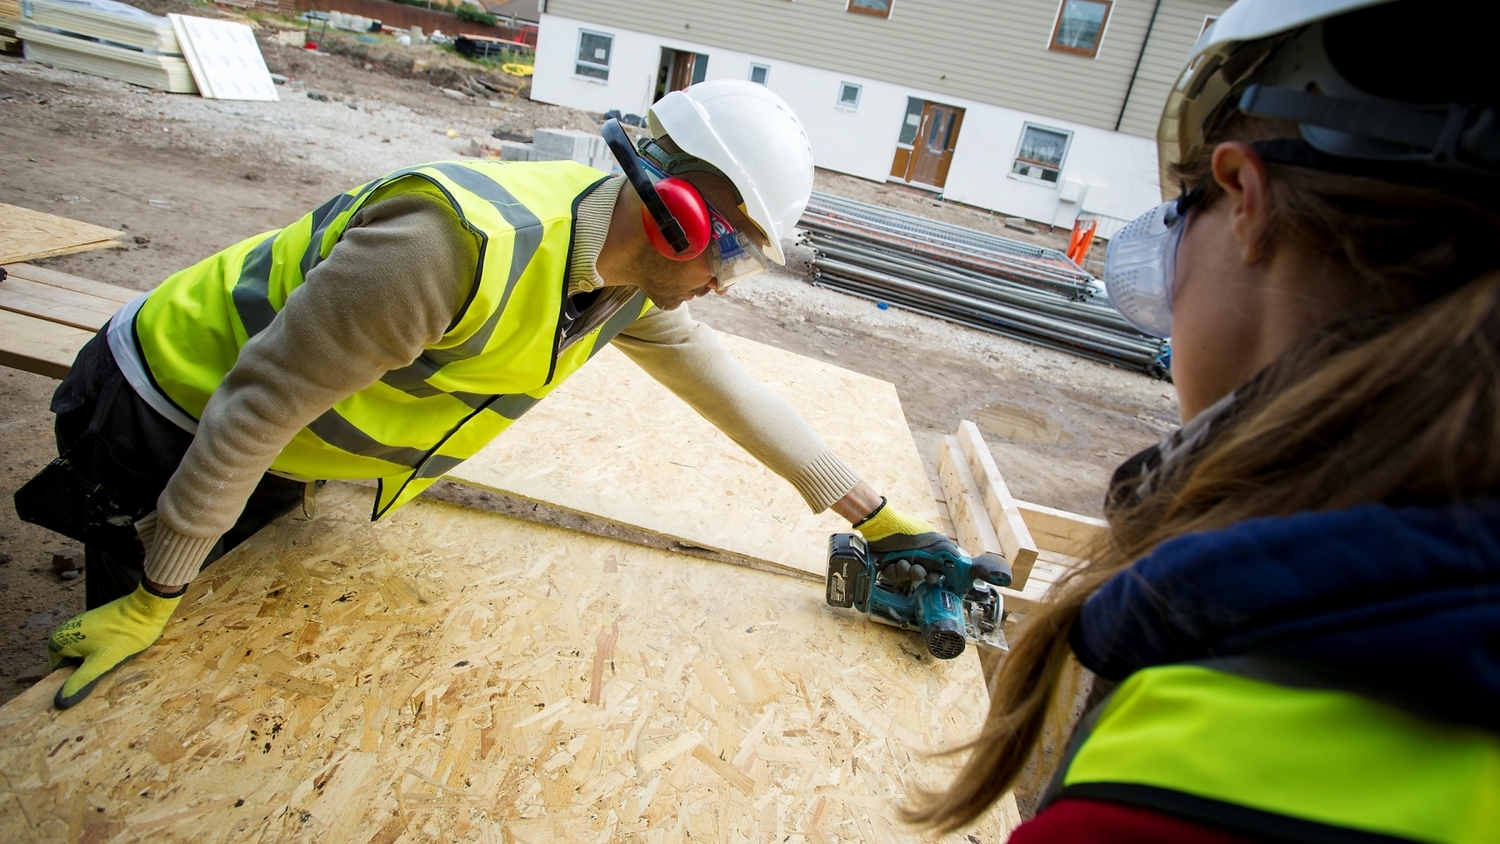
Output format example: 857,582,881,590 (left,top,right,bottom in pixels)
23,81,948,709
